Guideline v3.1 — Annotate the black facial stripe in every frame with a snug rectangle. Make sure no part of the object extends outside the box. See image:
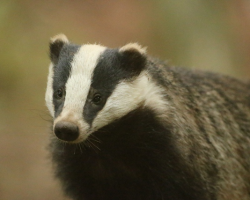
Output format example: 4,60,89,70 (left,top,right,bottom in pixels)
92,49,127,91
52,44,80,118
83,49,141,125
